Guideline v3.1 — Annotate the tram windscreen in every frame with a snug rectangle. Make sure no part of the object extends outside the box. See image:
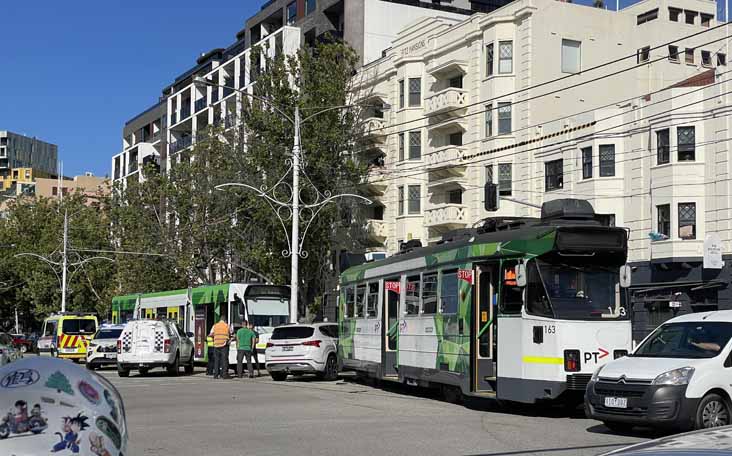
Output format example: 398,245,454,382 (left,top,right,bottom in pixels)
527,260,627,320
